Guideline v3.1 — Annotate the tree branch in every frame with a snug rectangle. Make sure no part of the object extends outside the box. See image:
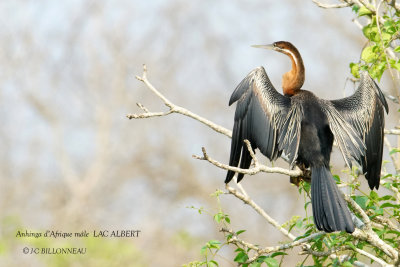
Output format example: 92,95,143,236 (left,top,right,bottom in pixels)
192,146,303,177
127,64,232,137
355,247,393,267
225,185,297,241
312,0,352,8
384,137,400,173
385,129,400,135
